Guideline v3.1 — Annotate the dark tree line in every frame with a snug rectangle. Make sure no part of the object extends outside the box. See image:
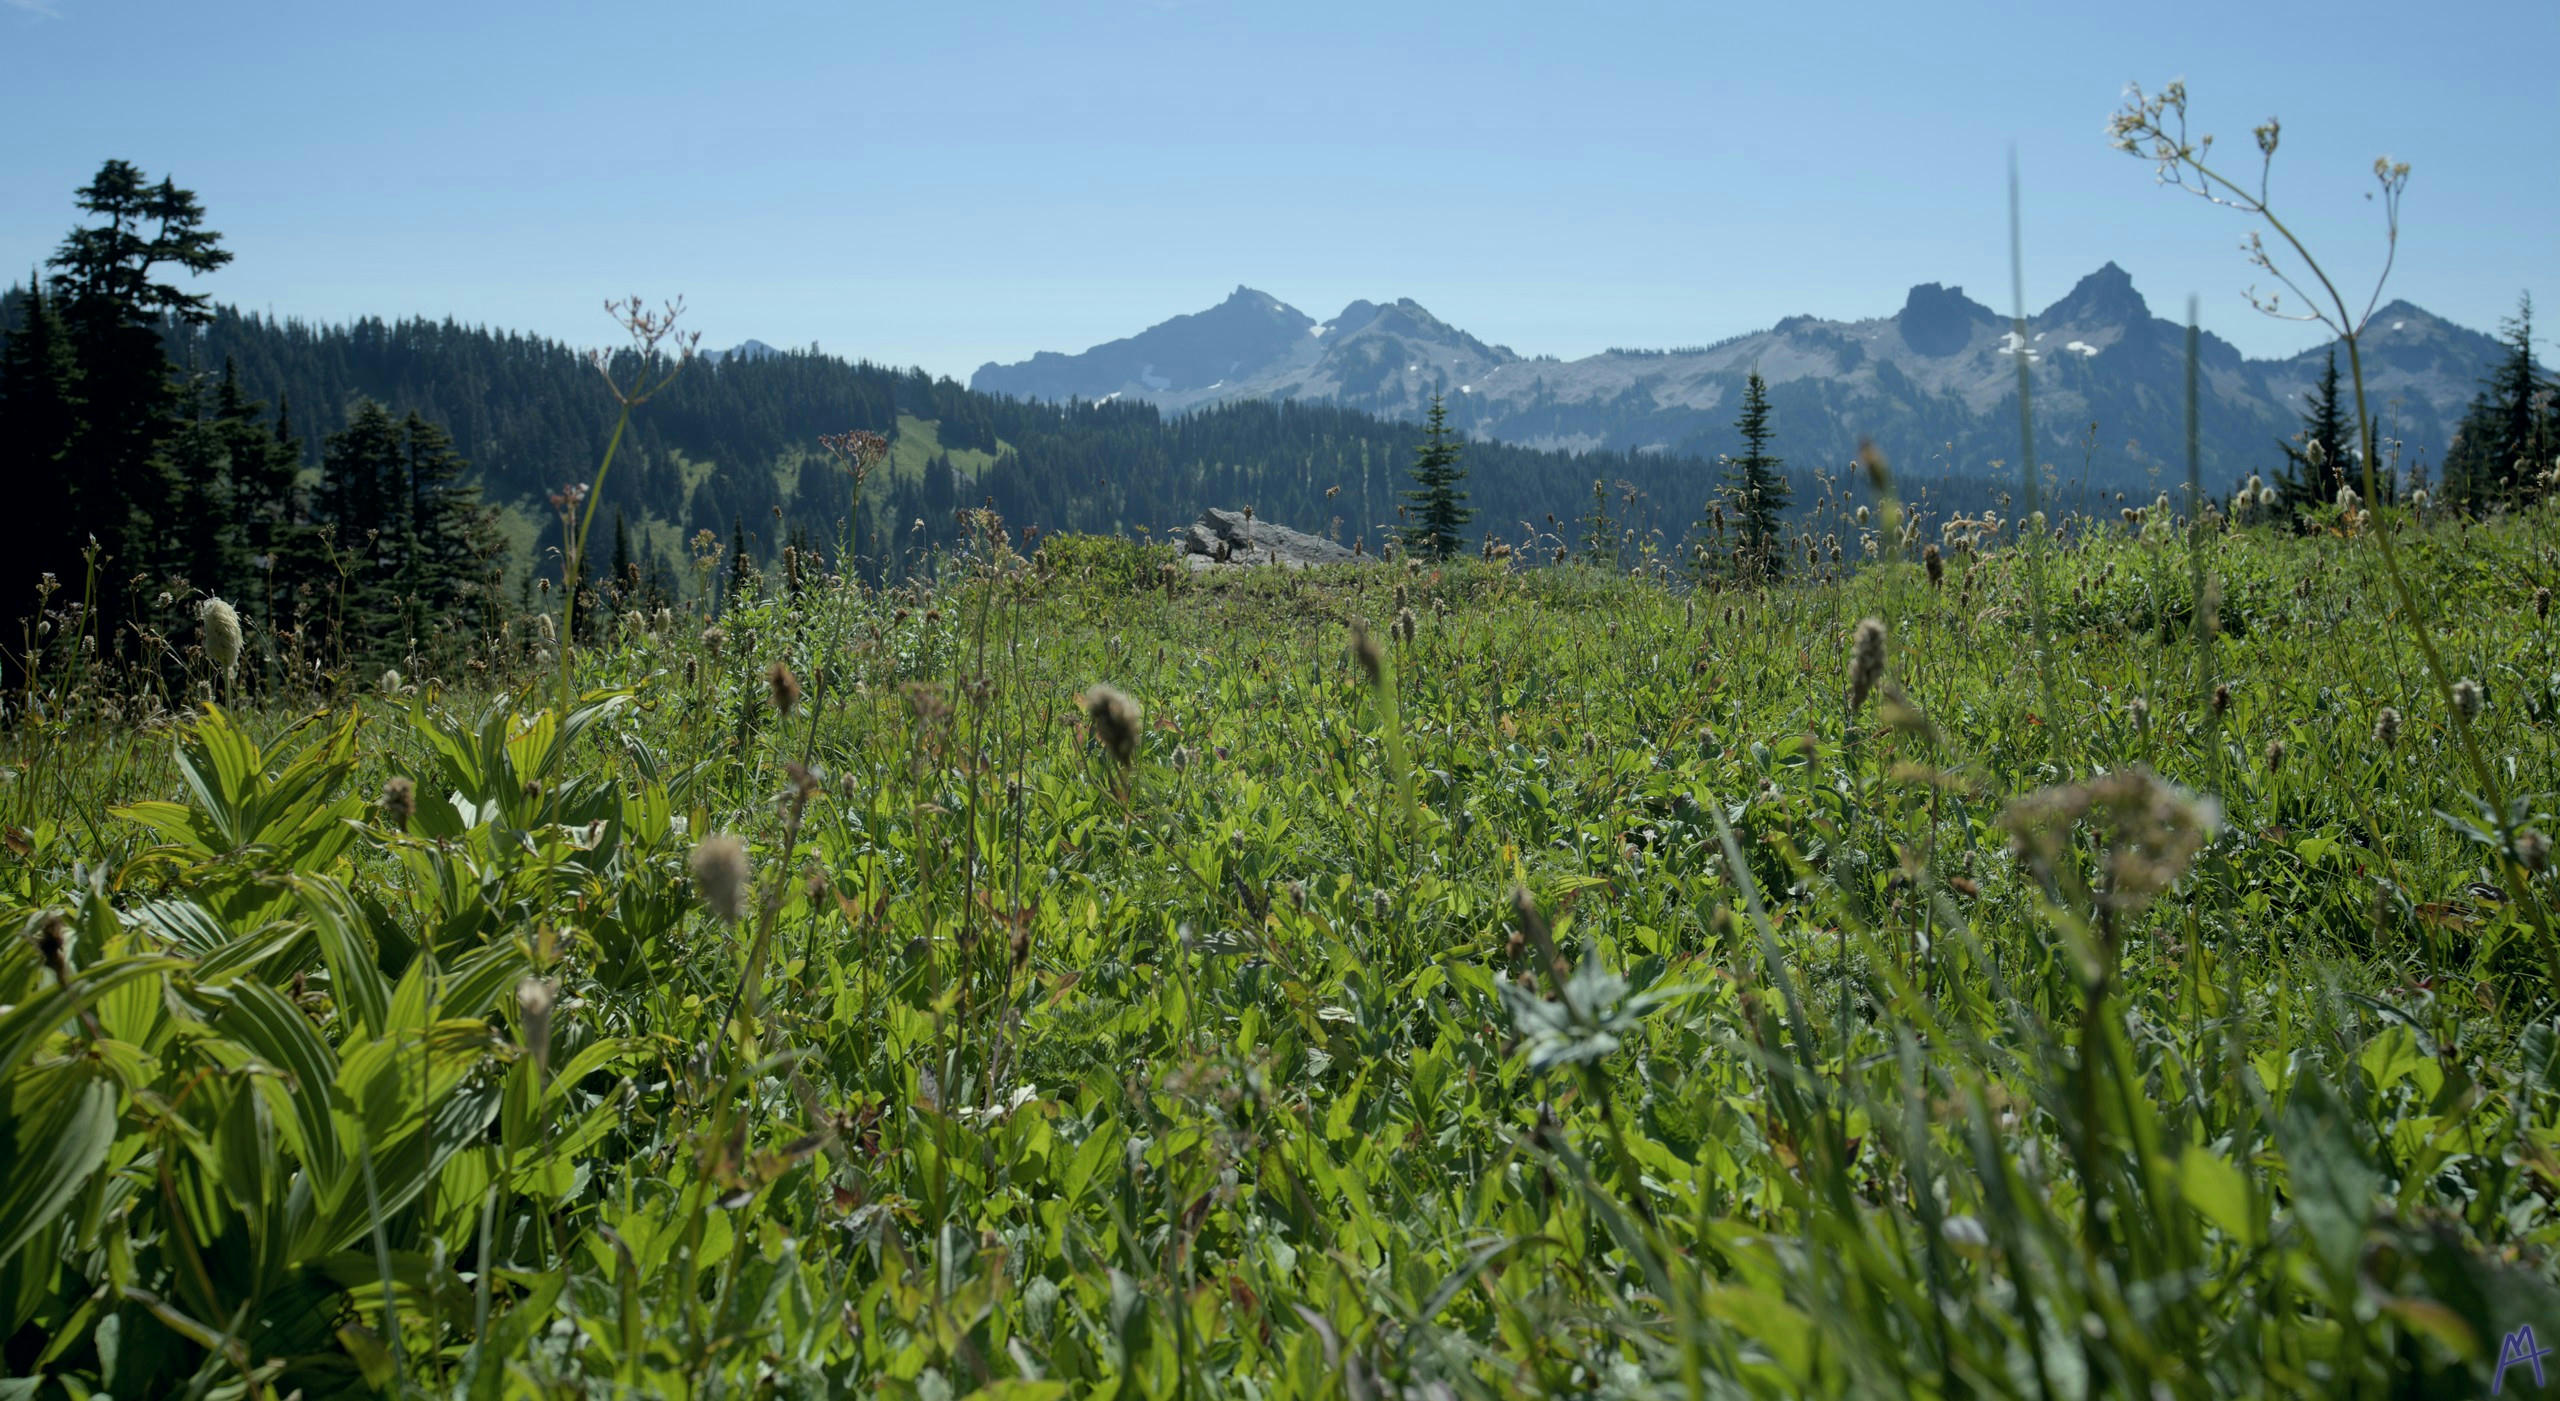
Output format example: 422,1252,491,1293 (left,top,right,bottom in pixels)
0,162,502,686
5,288,2017,589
